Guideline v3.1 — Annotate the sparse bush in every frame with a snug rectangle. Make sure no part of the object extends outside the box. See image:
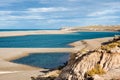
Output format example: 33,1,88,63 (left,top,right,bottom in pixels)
86,64,106,76
101,41,120,53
